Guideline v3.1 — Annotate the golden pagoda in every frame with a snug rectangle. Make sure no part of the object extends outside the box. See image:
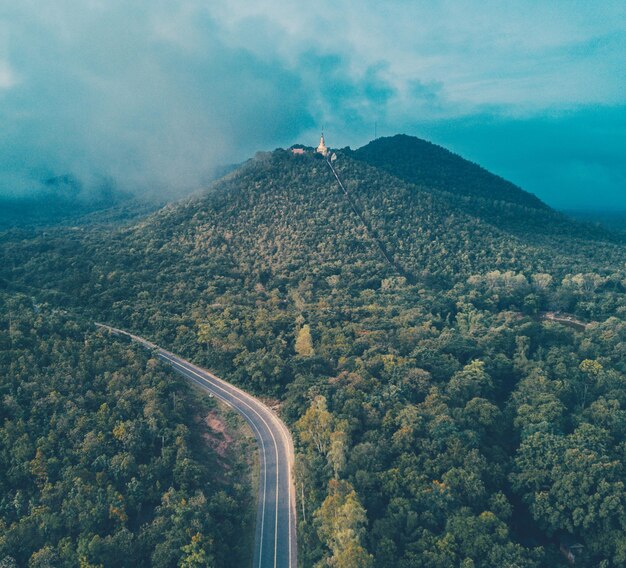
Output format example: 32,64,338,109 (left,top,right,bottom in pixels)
316,132,328,156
